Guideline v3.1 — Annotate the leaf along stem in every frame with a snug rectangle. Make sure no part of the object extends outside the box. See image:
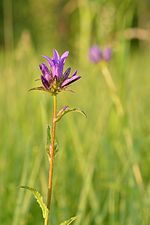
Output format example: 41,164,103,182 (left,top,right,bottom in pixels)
45,95,57,225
